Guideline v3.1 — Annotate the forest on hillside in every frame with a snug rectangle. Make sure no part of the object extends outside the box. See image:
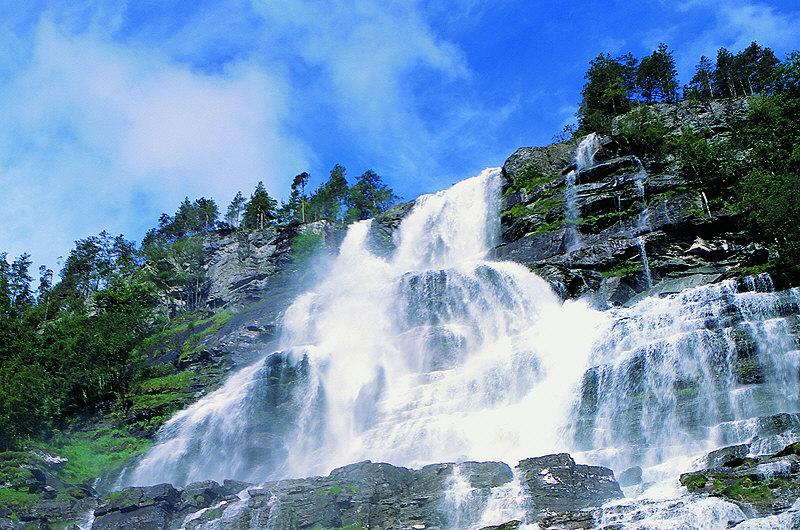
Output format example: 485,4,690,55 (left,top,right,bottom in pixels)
0,164,397,454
